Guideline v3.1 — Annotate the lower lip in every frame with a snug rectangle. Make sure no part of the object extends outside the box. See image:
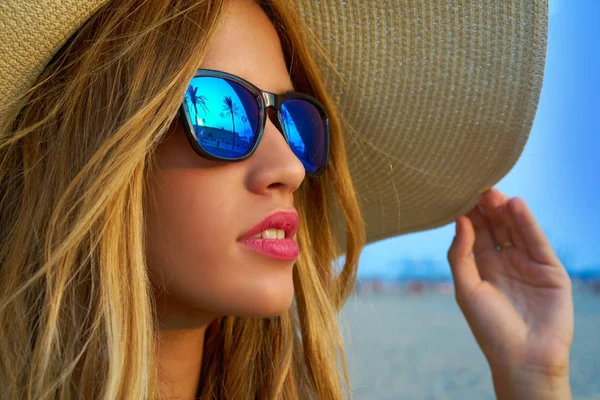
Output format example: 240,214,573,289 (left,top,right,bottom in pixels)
238,238,299,261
